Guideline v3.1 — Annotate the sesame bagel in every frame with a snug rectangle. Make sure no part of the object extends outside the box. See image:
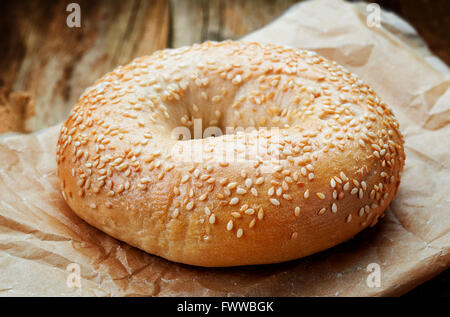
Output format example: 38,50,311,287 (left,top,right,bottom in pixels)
56,41,405,267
